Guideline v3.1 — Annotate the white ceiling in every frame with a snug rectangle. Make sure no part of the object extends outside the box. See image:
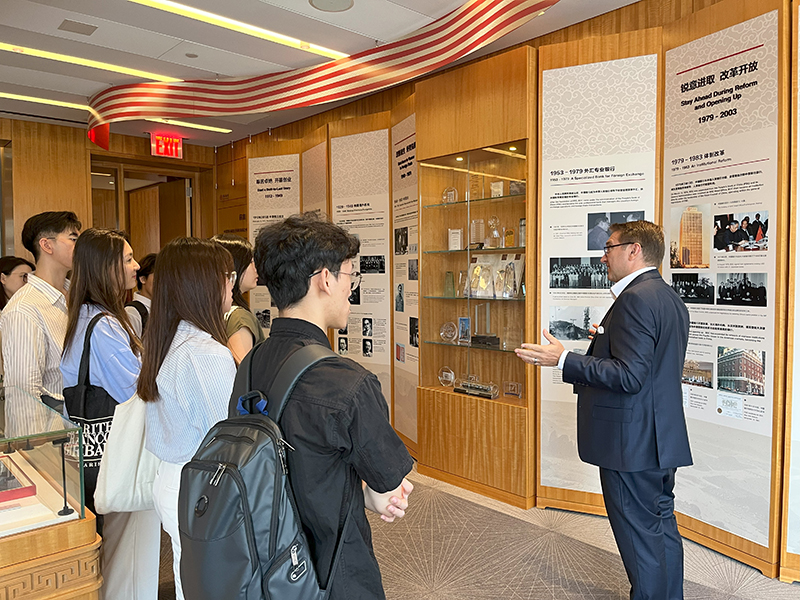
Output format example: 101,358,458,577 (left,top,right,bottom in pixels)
0,0,639,147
